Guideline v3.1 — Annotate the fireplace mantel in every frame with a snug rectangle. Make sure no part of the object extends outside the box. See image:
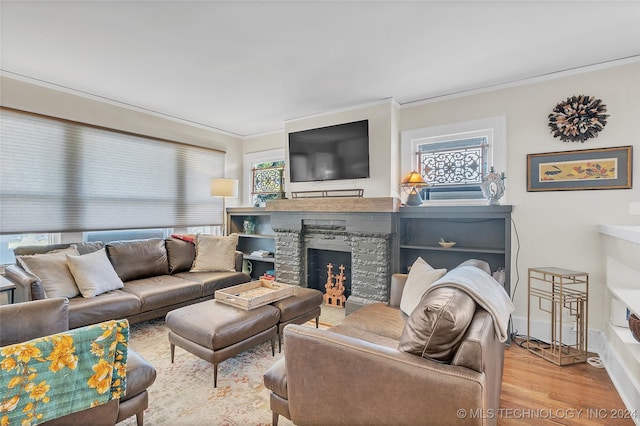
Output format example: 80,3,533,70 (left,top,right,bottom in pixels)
266,197,400,213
